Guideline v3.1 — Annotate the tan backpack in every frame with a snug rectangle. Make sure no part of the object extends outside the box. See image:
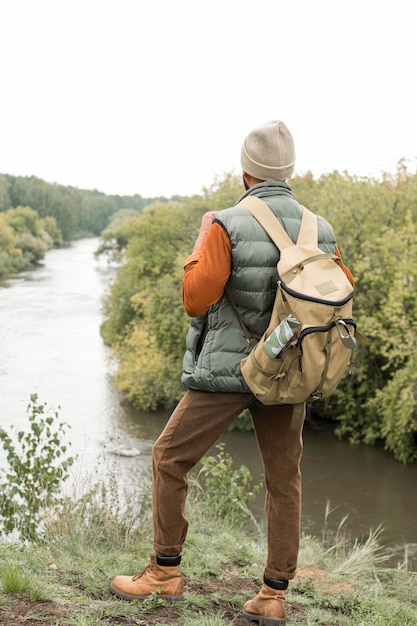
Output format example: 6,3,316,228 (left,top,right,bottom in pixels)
229,196,367,406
